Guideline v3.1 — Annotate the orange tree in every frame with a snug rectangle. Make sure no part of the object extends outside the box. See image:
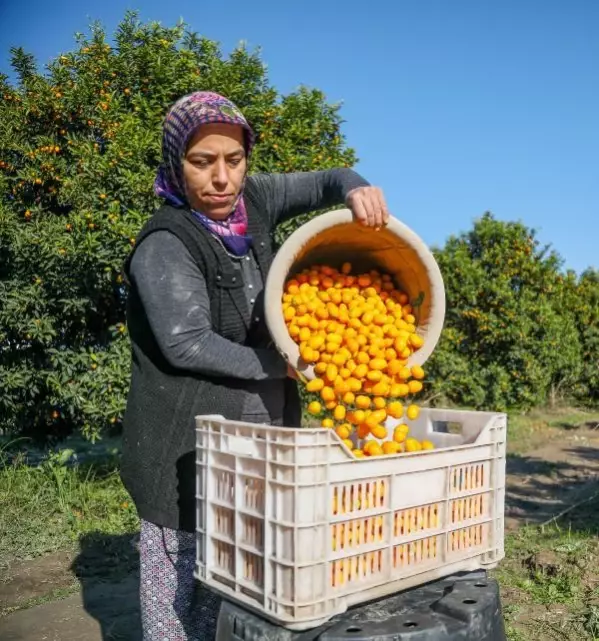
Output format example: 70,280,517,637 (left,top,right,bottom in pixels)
556,267,599,405
0,13,356,441
426,213,588,411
